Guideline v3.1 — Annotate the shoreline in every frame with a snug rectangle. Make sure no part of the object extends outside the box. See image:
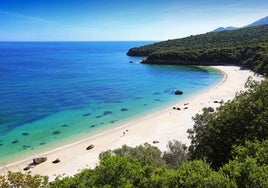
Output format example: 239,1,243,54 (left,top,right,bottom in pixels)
0,66,262,180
